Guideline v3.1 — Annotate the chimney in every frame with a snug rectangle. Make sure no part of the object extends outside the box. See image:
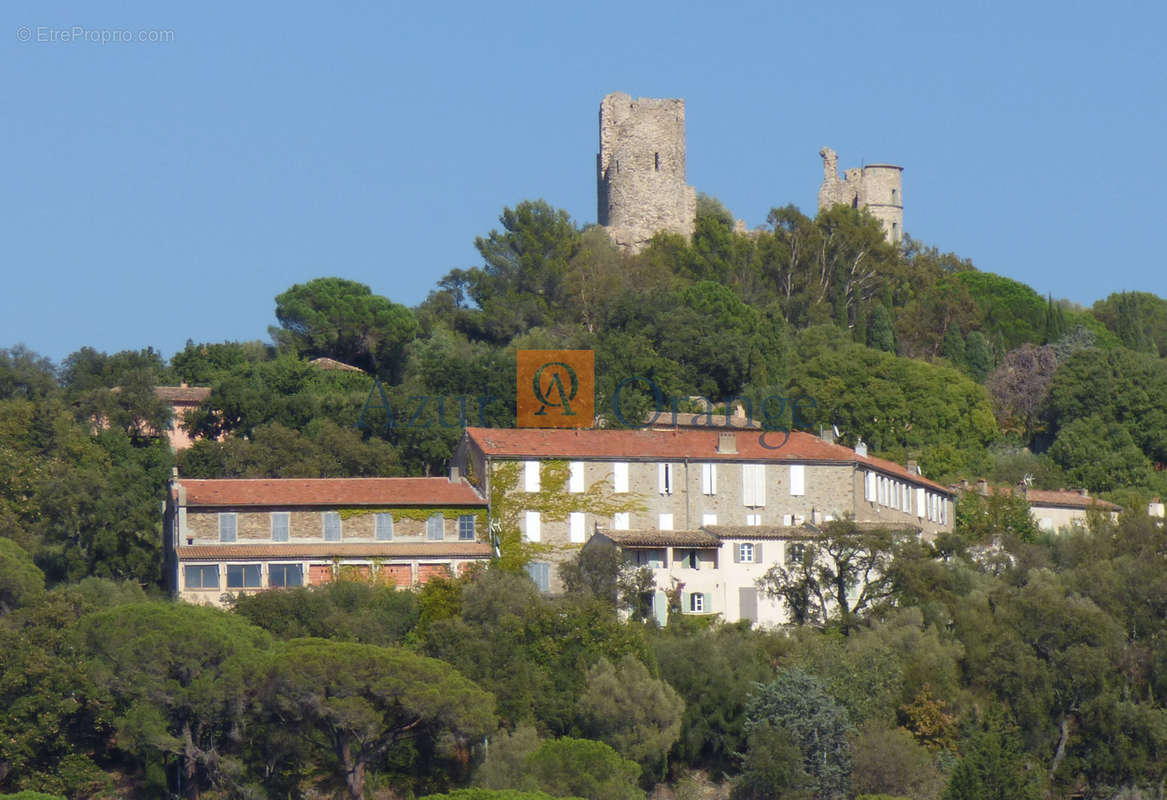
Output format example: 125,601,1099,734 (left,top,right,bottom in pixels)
907,459,918,475
854,438,867,457
1079,488,1088,497
820,426,835,445
717,432,737,454
976,478,989,496
449,466,461,483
